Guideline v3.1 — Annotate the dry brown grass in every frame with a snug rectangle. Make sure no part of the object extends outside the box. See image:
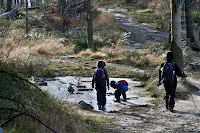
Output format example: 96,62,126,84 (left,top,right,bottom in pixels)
0,28,25,62
136,9,154,13
78,49,106,59
47,15,64,27
148,0,170,10
78,49,93,57
11,19,25,29
32,39,73,55
37,102,86,133
6,29,24,46
106,48,164,68
96,12,115,28
90,52,106,59
101,38,124,59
